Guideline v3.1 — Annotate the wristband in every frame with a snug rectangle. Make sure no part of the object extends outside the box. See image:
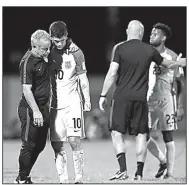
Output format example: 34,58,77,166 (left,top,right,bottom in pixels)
100,95,107,98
